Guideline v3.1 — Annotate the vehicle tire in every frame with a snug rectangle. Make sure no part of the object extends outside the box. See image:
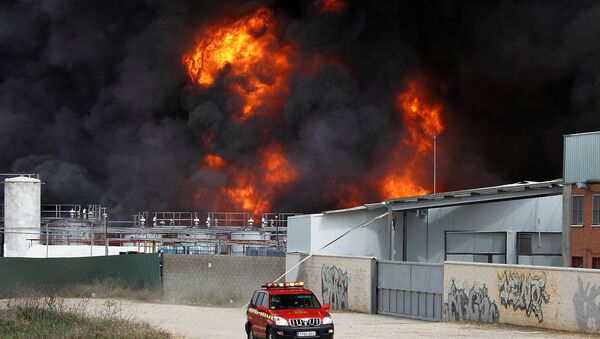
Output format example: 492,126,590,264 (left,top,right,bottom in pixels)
246,323,255,339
